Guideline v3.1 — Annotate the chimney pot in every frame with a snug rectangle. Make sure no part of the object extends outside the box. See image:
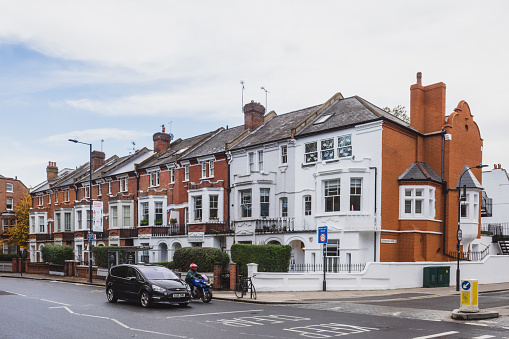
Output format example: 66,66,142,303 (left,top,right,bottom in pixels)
417,72,422,85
